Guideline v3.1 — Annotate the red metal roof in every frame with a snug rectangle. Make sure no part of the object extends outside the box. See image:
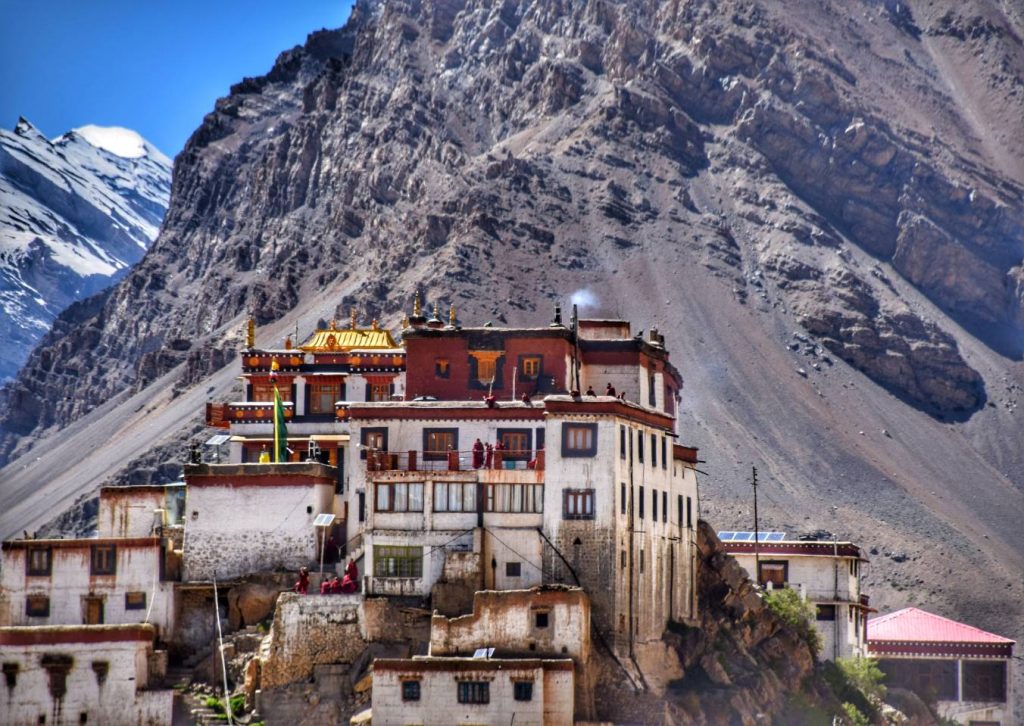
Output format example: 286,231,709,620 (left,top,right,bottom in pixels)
868,607,1014,645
